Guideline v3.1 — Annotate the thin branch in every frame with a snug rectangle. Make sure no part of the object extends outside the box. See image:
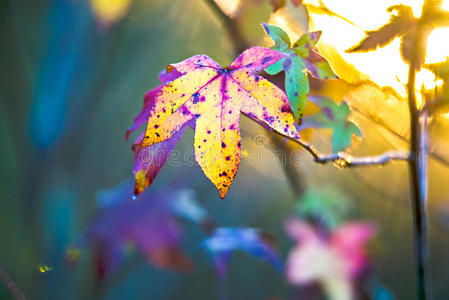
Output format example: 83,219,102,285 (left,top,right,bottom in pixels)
351,105,449,167
277,131,410,167
0,266,27,300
